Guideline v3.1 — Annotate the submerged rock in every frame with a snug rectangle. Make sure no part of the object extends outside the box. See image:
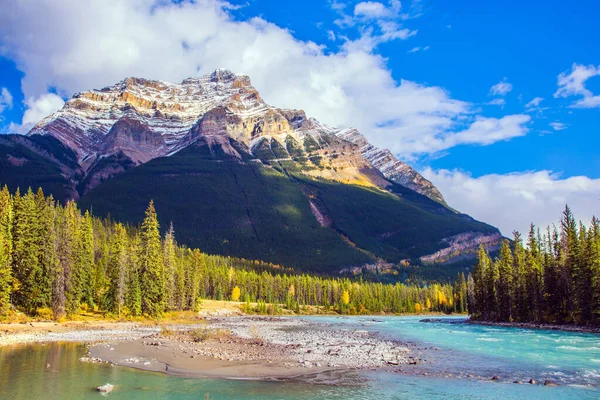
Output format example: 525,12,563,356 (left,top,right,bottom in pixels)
96,383,114,393
544,380,559,387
